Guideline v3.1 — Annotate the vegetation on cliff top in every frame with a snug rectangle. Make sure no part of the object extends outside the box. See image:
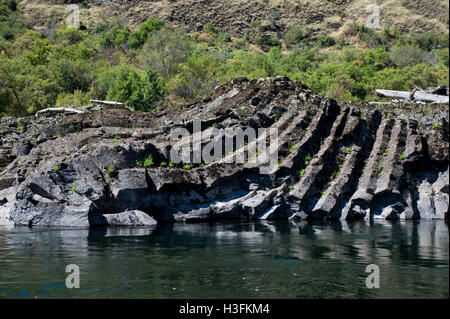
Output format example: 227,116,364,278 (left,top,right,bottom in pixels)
0,0,448,116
